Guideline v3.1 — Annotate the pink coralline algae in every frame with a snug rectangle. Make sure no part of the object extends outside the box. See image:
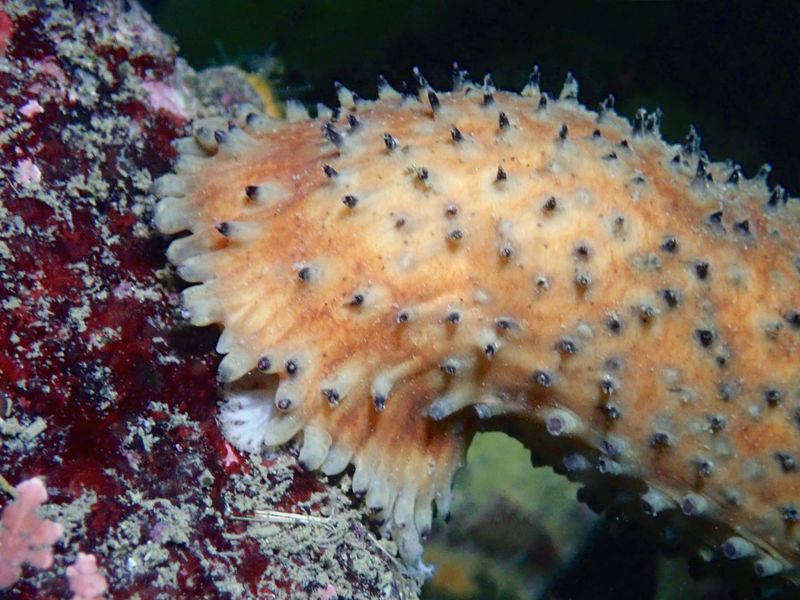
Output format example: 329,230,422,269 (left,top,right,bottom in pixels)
66,553,109,600
0,478,63,589
140,80,192,121
15,159,41,185
18,99,44,119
